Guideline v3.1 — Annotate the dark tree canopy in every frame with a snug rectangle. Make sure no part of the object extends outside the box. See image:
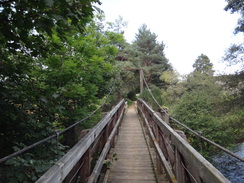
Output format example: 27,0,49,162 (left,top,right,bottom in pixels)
0,2,126,182
224,0,244,34
223,0,244,71
193,54,214,75
0,0,101,56
133,24,172,87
